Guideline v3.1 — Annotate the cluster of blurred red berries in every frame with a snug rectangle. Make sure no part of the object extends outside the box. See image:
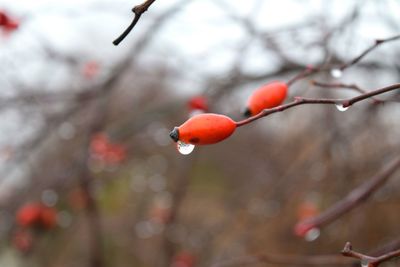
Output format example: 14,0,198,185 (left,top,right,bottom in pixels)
13,202,57,252
0,10,19,34
187,96,208,114
16,202,57,230
187,95,208,119
90,133,127,164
